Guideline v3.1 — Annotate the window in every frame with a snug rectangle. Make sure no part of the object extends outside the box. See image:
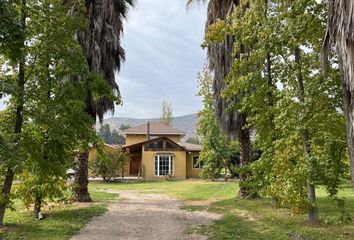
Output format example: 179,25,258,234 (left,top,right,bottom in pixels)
145,140,163,151
145,139,180,151
166,141,178,150
154,155,174,176
192,156,203,169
